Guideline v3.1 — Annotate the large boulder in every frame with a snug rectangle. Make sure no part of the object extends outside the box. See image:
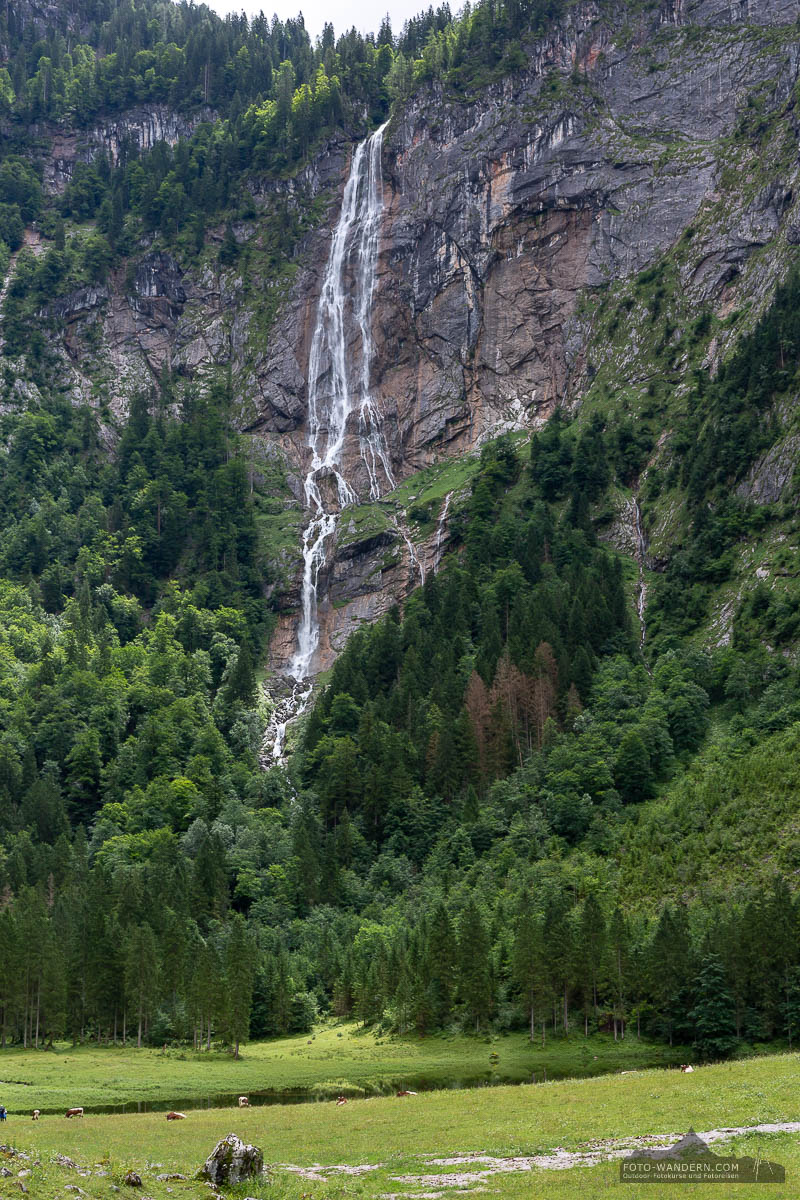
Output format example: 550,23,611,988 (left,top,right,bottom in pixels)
198,1135,263,1186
